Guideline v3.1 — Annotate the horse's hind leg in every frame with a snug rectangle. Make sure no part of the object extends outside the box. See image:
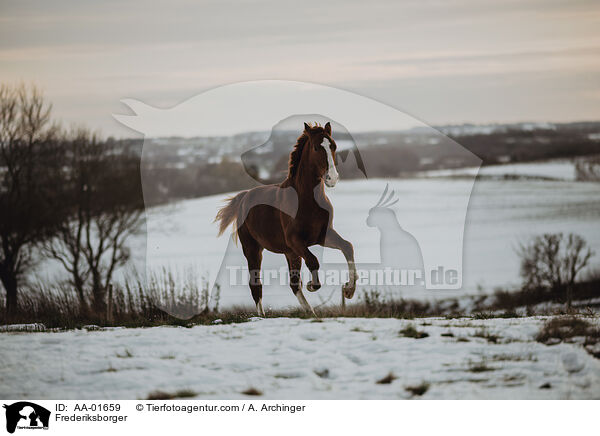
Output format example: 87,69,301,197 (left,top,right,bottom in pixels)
285,253,317,317
239,226,265,317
